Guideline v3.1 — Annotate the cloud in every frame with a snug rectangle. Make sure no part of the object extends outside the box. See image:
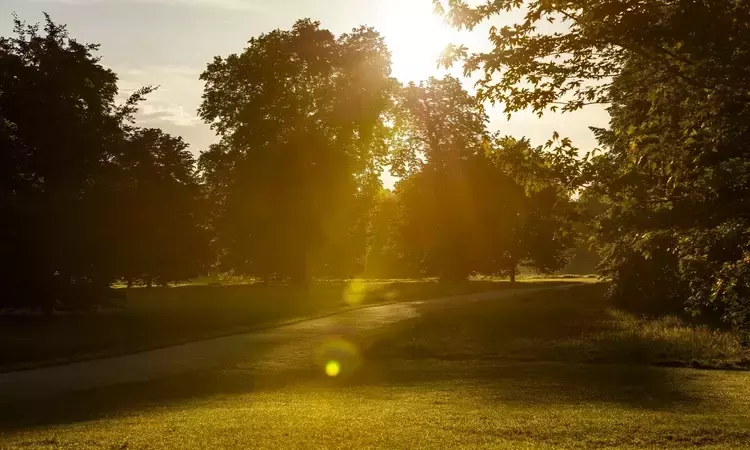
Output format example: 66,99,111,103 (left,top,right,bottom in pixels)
138,104,202,127
28,0,267,11
114,64,203,105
